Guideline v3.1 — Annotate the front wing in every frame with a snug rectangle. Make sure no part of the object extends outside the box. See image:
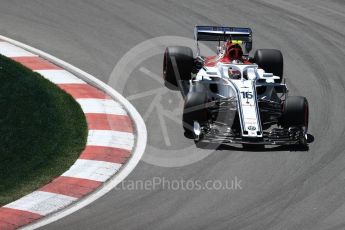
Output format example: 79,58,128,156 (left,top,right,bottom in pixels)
199,127,306,146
